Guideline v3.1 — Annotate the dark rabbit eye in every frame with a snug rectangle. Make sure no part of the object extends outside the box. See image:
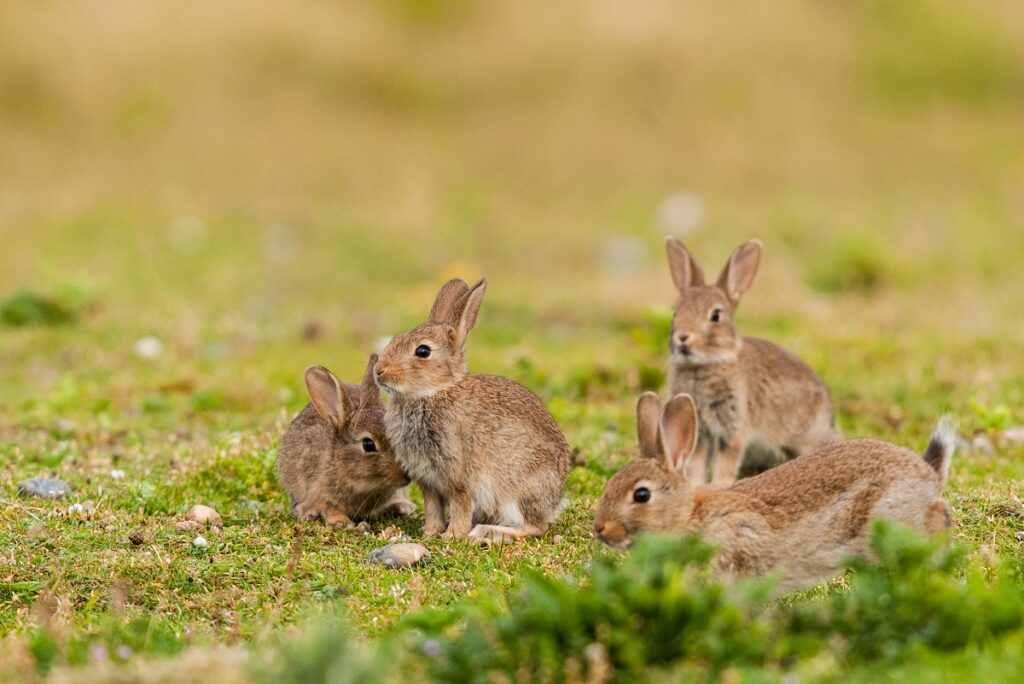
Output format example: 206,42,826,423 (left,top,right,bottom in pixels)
414,345,431,359
709,308,722,323
633,487,651,504
361,437,377,453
